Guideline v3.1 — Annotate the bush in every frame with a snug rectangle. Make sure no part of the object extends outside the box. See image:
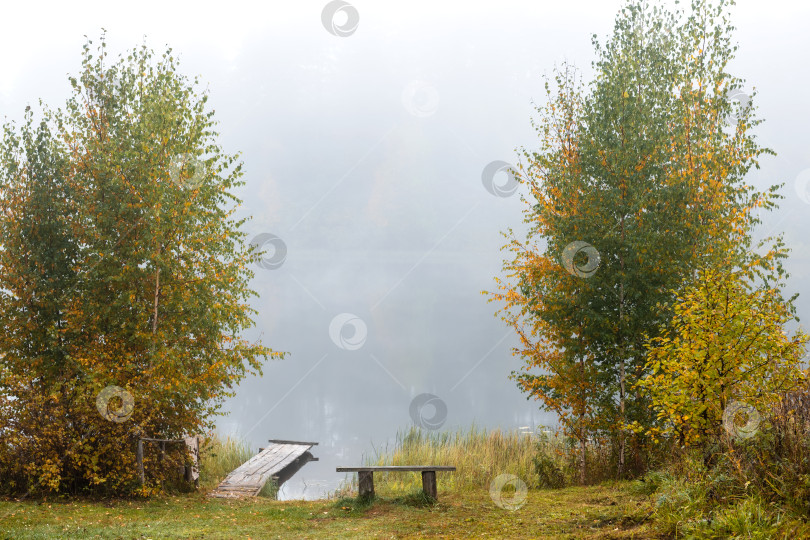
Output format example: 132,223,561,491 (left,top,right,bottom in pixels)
647,389,810,536
532,452,566,488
